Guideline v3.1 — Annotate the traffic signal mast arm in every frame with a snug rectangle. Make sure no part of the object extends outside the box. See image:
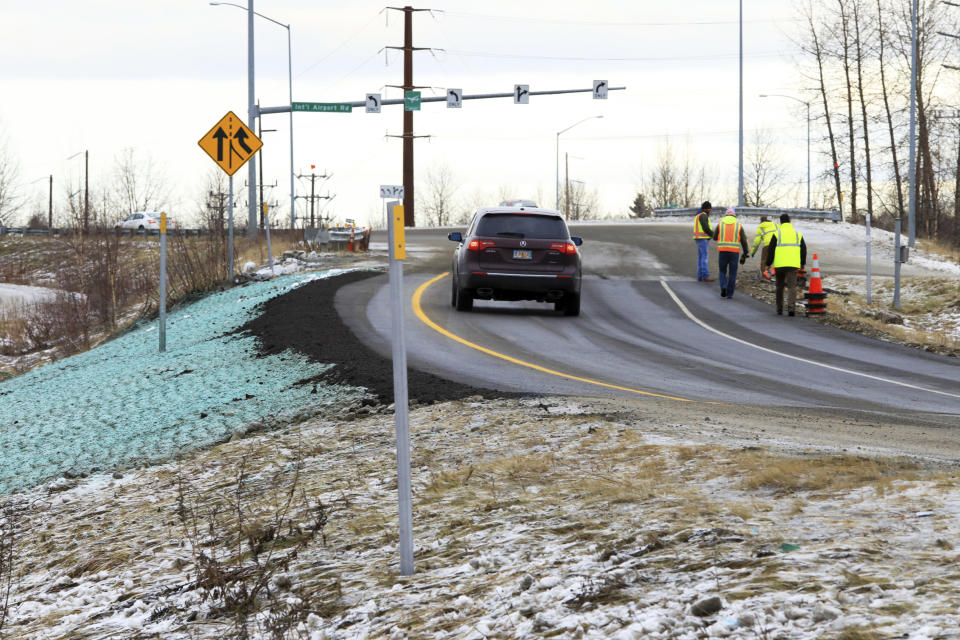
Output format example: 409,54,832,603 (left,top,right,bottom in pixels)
257,86,626,115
